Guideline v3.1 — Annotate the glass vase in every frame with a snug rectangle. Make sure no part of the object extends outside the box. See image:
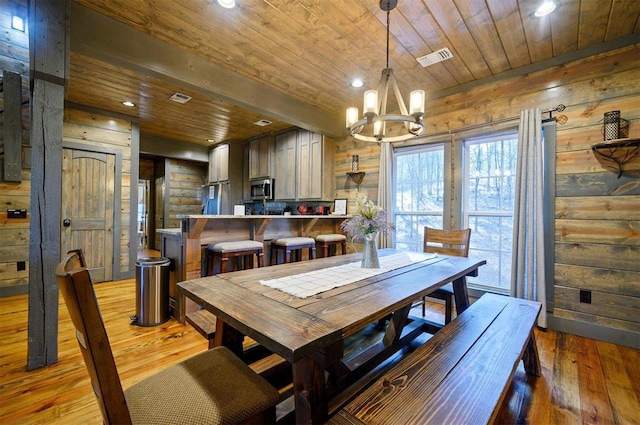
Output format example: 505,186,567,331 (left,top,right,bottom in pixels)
361,232,380,268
